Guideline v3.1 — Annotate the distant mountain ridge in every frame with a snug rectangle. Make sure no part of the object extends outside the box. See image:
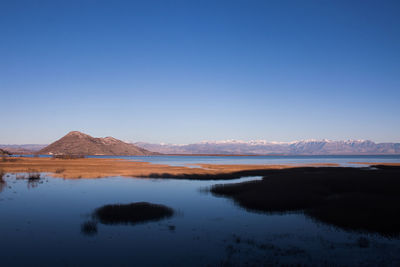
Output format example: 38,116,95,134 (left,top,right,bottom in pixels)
0,144,46,154
134,139,400,155
39,131,157,156
3,138,400,155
